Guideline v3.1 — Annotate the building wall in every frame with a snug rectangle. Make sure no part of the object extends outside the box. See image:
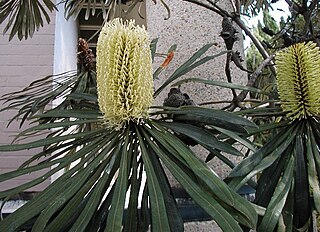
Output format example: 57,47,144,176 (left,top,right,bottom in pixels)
0,14,56,191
